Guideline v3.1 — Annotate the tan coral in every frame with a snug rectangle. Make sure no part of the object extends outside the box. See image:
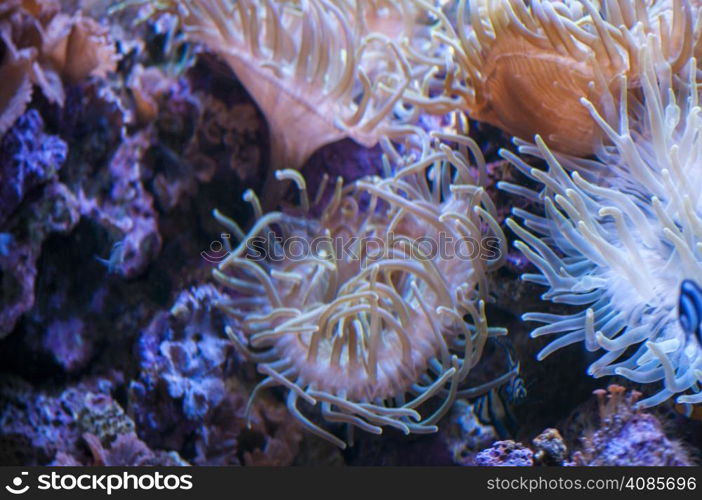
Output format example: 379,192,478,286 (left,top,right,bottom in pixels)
0,0,118,136
42,12,118,83
0,29,34,136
